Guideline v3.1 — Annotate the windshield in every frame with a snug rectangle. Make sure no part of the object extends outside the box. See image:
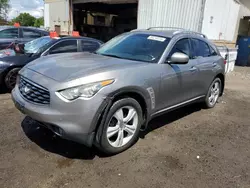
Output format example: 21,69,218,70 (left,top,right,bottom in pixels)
96,33,170,63
24,37,53,54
